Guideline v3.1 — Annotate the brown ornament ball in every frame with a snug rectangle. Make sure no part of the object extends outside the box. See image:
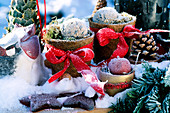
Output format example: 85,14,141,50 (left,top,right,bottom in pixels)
108,57,131,75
